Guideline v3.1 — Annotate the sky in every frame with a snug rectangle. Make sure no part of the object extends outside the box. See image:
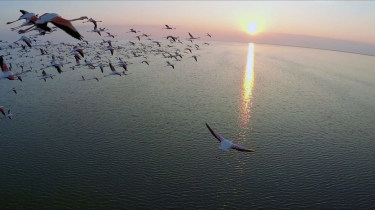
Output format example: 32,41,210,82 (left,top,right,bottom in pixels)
1,1,375,55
